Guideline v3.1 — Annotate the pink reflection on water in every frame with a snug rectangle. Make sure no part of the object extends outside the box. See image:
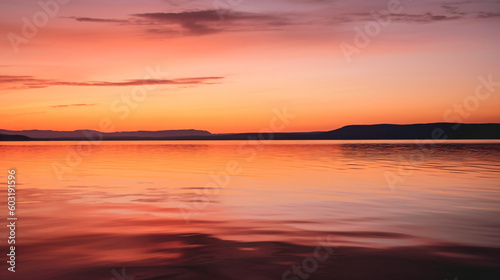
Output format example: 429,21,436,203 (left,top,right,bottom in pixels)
0,140,499,279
